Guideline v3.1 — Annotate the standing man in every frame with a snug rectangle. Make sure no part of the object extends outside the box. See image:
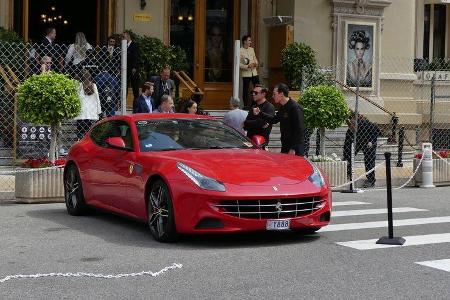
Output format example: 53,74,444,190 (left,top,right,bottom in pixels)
39,27,62,71
240,35,259,109
343,112,380,188
243,84,274,148
223,97,248,135
253,83,305,156
133,82,154,113
122,31,139,99
149,66,175,109
99,36,120,74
